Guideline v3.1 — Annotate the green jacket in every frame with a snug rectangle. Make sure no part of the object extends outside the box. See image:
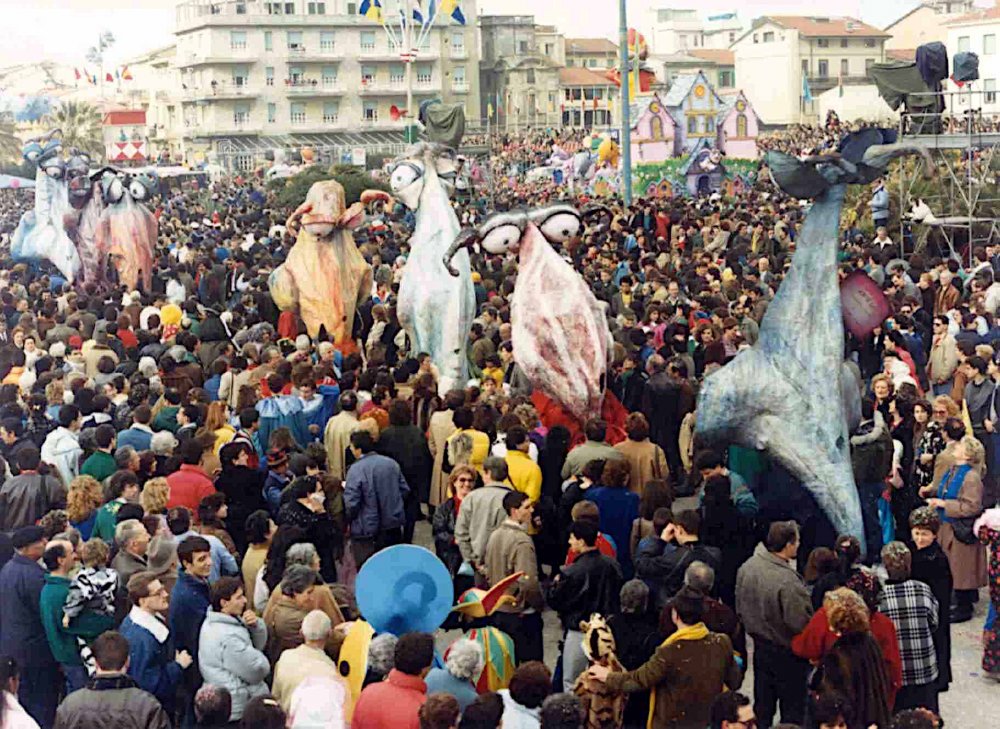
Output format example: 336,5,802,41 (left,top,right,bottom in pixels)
39,574,114,665
81,451,116,483
152,406,180,434
93,498,127,543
